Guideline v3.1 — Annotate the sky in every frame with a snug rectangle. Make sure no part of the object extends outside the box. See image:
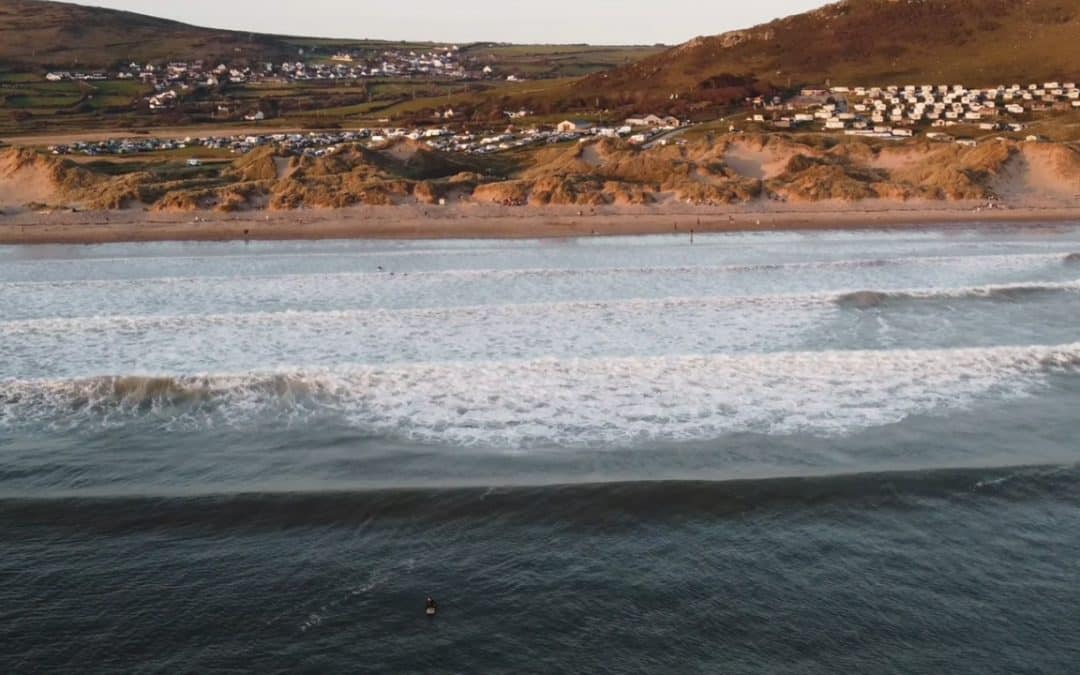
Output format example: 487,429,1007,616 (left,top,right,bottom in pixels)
74,0,826,45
